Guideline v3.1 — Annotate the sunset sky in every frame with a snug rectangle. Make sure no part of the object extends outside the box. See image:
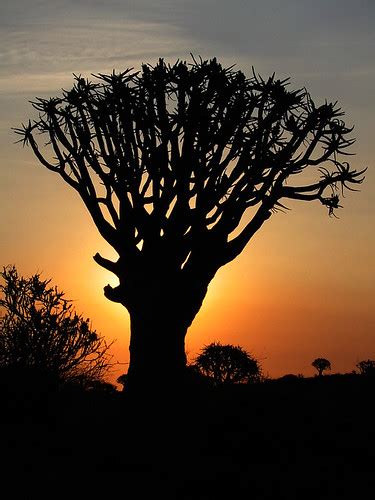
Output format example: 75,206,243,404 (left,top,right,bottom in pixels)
1,0,374,384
